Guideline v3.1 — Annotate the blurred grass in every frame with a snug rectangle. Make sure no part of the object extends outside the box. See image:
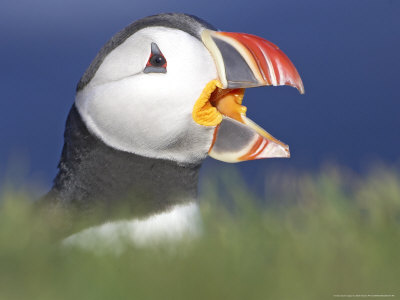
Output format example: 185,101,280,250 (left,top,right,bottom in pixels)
0,165,399,300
